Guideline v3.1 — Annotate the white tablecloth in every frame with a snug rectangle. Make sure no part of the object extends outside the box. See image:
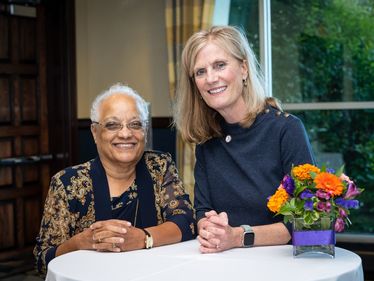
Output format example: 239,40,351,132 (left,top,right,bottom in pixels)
46,239,363,281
